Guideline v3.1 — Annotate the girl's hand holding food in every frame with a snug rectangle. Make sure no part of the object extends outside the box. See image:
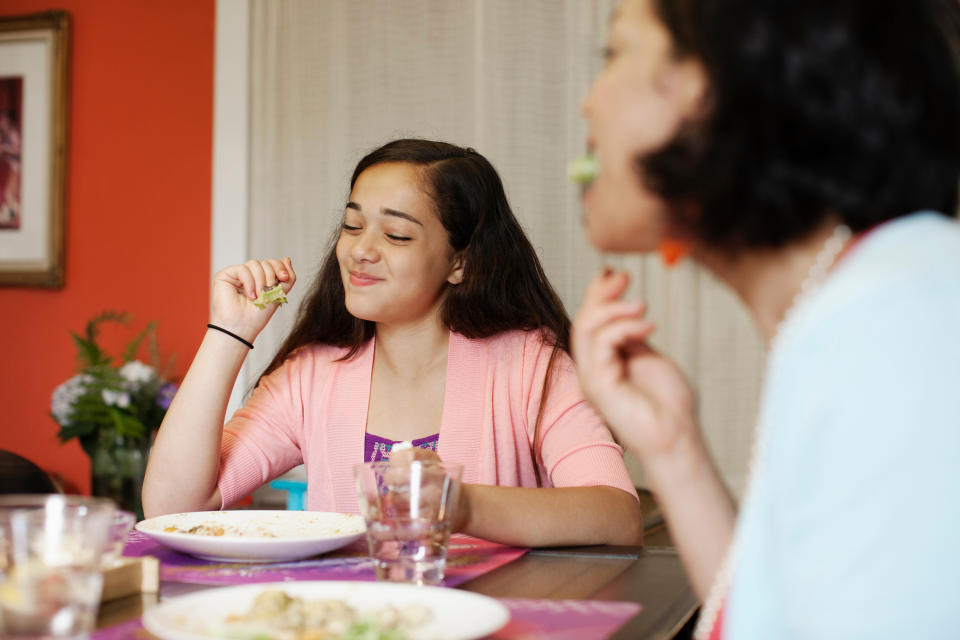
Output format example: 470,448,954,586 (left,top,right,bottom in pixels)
572,269,698,465
210,257,296,344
